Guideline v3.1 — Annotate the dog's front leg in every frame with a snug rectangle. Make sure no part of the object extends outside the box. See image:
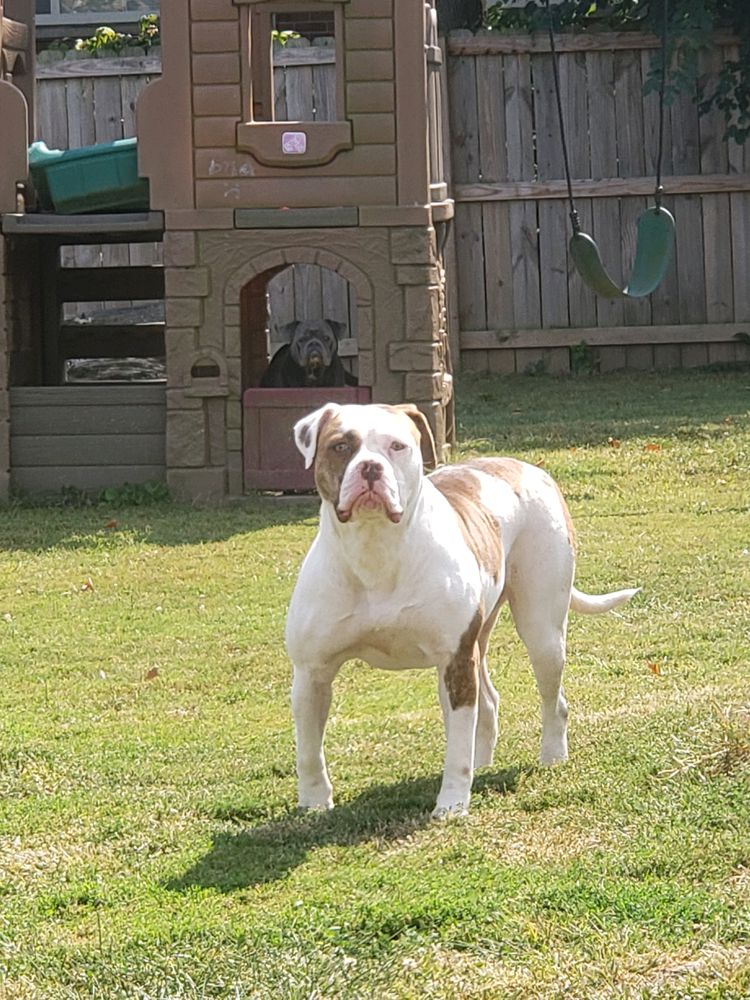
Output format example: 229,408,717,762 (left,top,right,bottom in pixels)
435,673,478,818
292,666,337,810
434,654,480,819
